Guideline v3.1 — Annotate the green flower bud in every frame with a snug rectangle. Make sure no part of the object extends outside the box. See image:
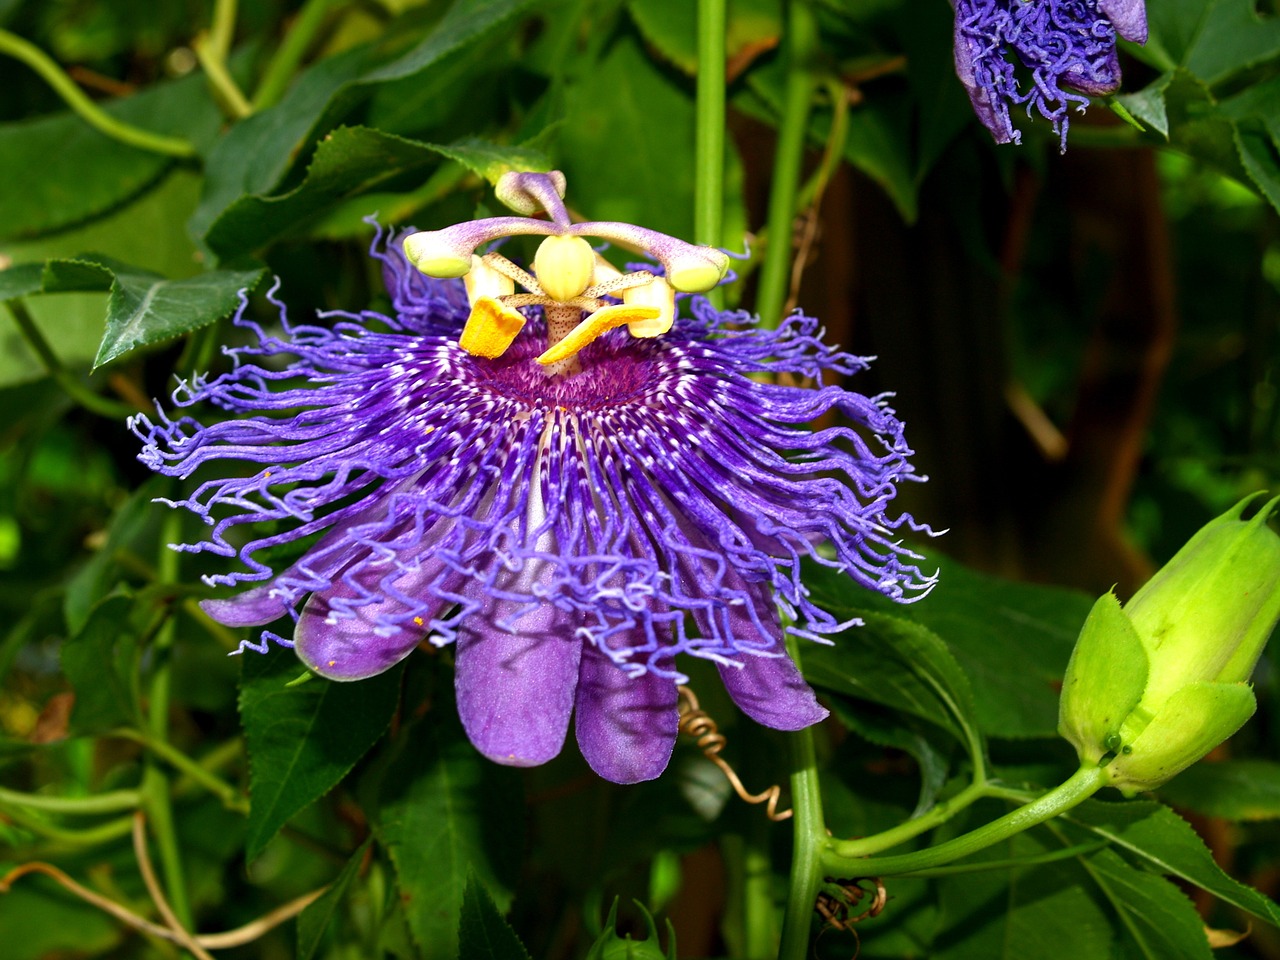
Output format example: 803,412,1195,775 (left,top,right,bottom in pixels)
585,899,675,960
1059,494,1280,797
